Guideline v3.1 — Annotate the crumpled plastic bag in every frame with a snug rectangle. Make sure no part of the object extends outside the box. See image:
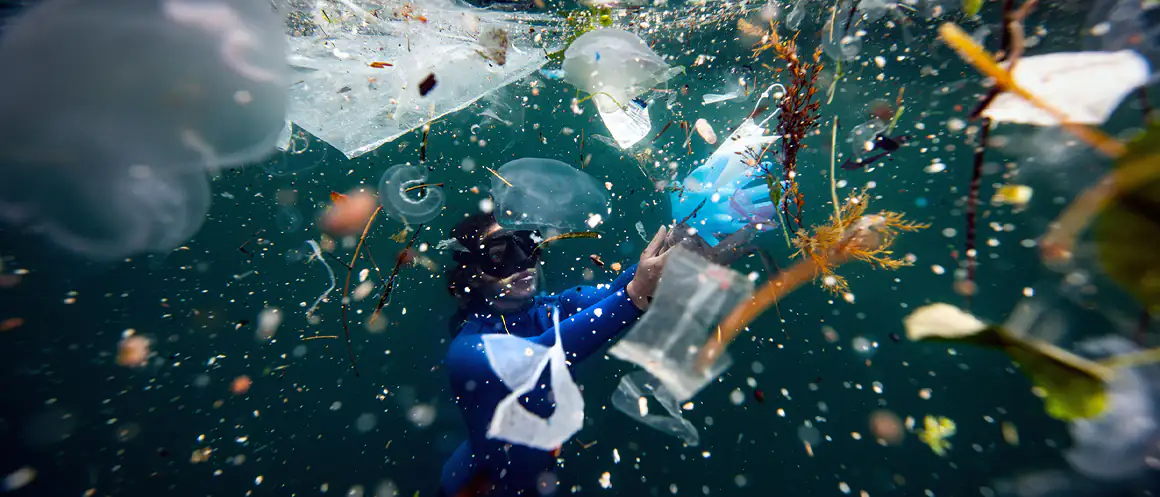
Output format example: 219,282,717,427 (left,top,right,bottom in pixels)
280,0,562,158
562,28,682,149
609,246,755,402
611,371,700,446
484,306,584,451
